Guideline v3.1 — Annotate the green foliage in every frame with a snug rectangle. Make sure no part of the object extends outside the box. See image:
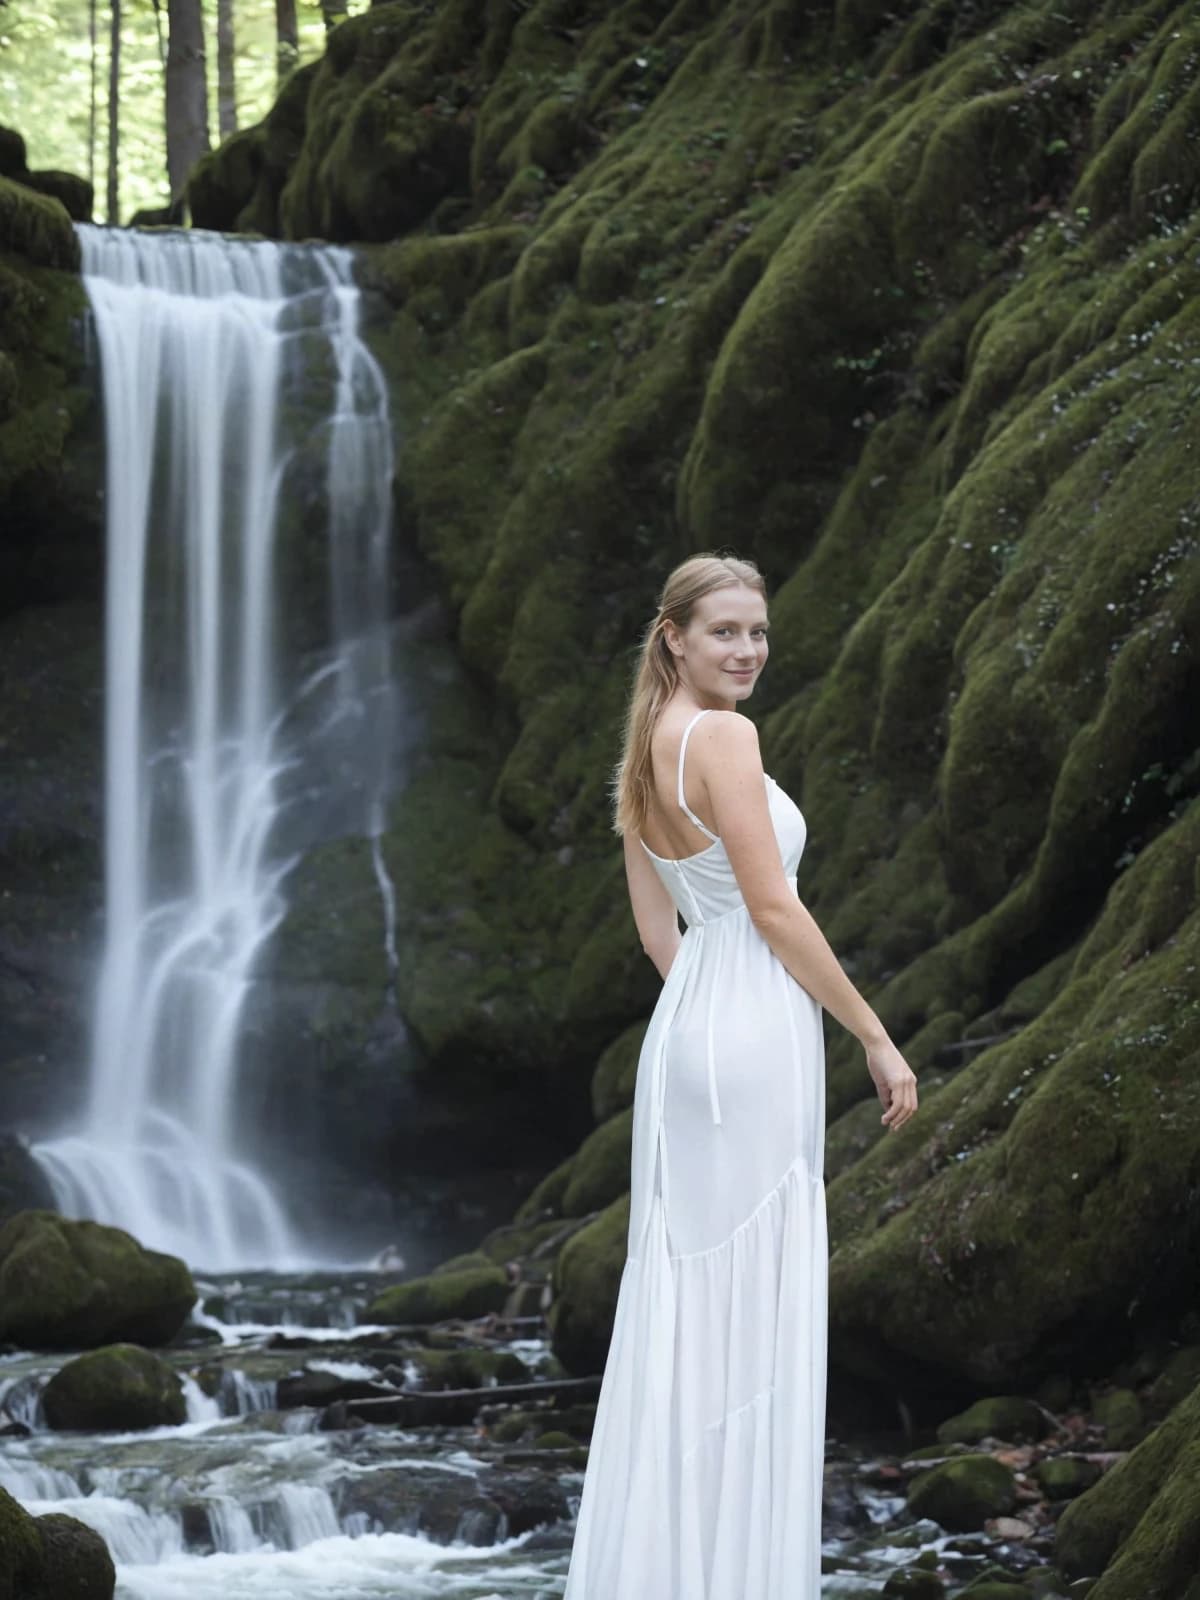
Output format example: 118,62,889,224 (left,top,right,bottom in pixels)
0,0,369,221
